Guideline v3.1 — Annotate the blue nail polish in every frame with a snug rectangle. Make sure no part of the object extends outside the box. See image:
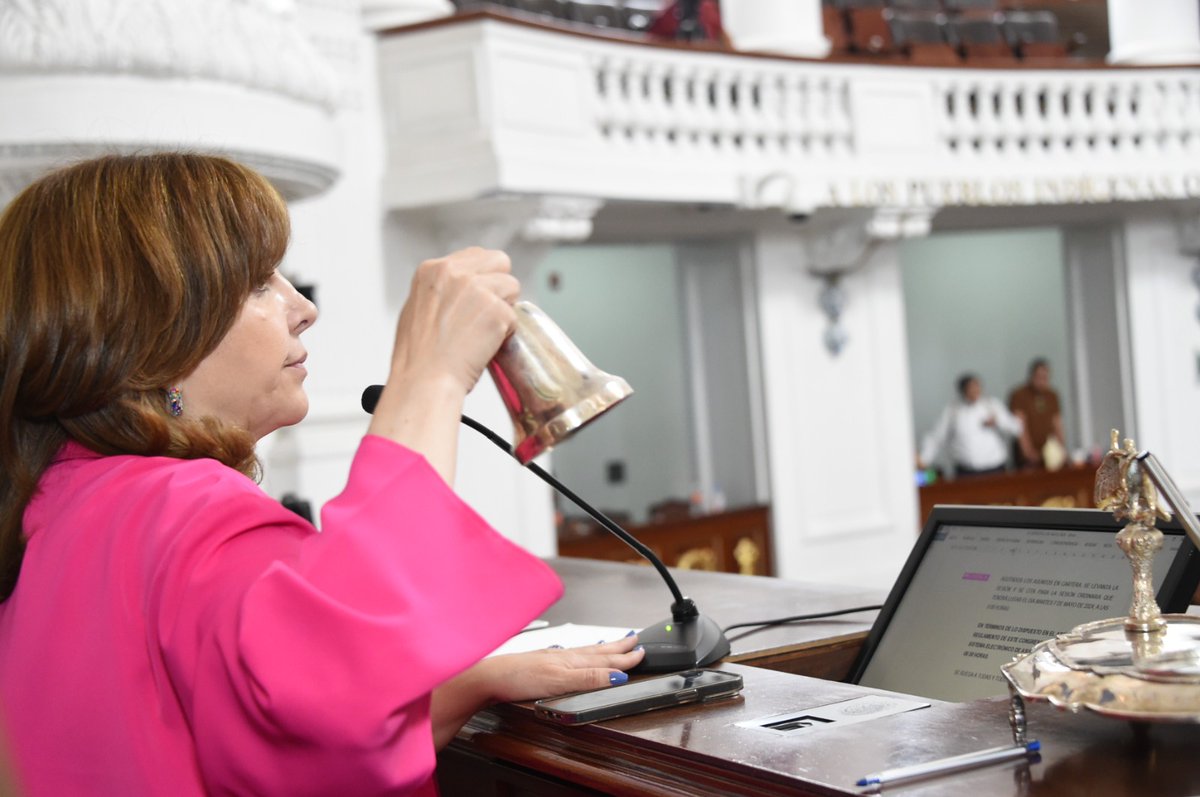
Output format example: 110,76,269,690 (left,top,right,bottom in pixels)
609,671,629,686
547,644,564,650
625,629,636,637
633,644,644,652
